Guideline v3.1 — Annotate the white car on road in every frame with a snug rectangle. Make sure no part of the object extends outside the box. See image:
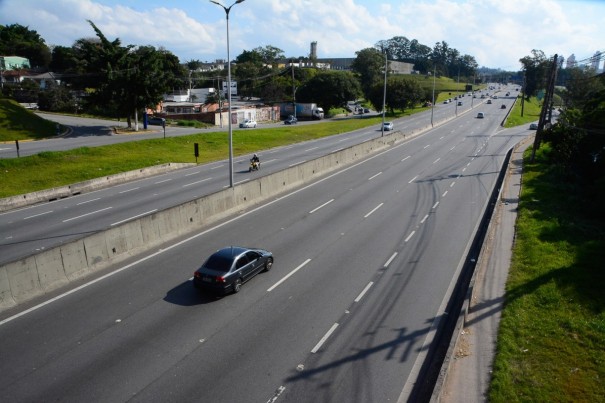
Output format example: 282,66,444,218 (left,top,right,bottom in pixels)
239,119,257,128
